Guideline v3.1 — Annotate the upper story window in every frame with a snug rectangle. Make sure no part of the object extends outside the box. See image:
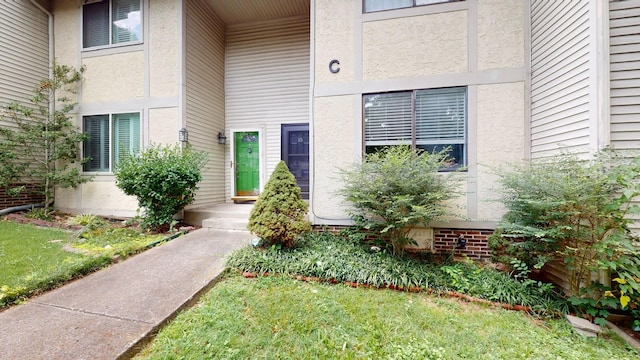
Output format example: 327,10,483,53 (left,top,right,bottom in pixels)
83,112,141,172
364,87,467,170
83,0,142,49
364,0,460,13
